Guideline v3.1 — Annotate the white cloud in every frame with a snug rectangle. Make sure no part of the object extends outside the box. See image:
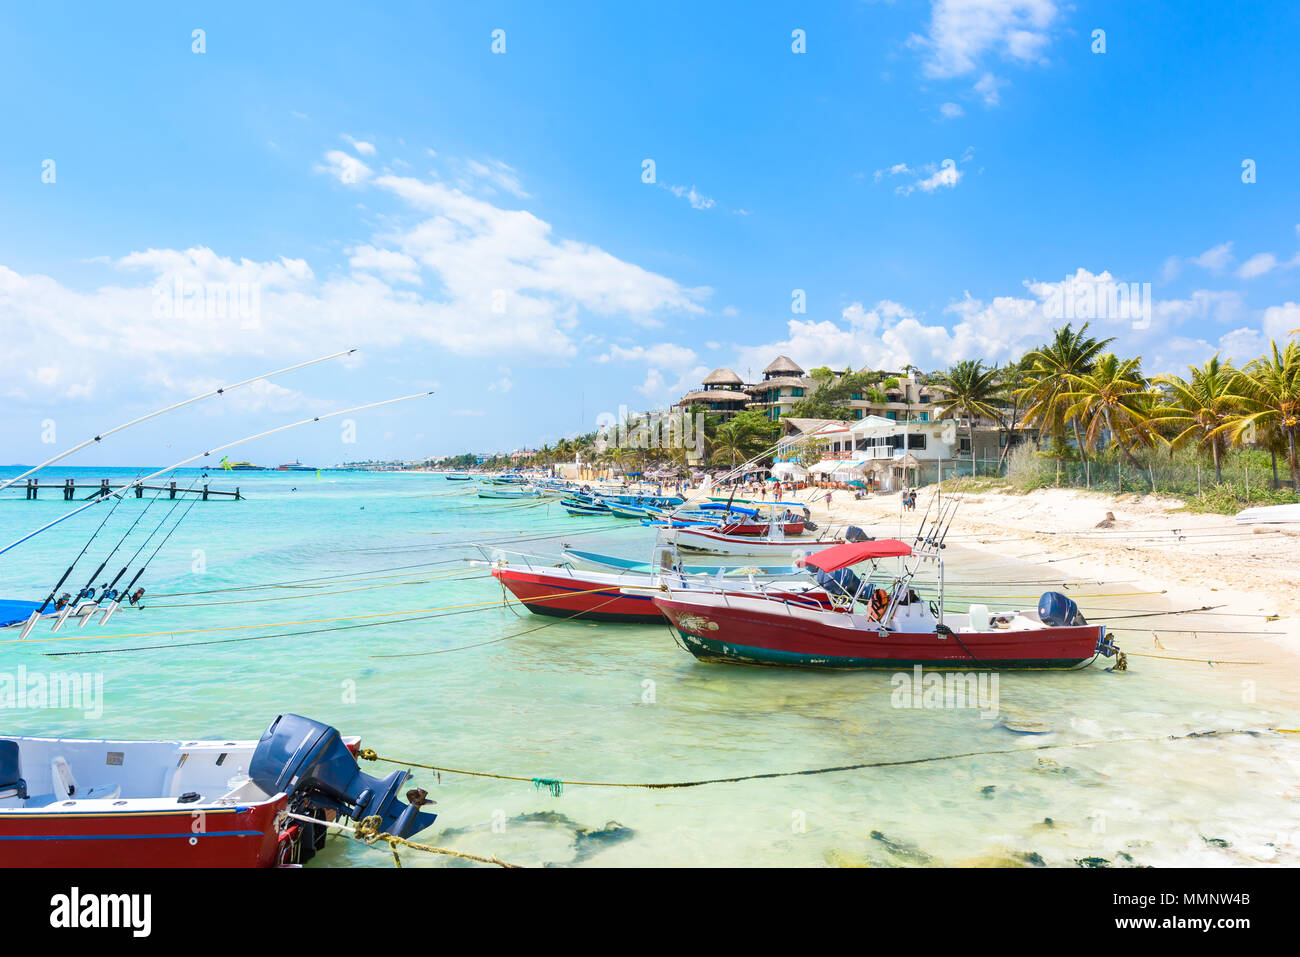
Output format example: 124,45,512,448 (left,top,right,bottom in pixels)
973,71,1005,106
342,134,376,157
319,150,372,185
1191,241,1234,272
913,0,1060,79
663,184,716,210
1261,302,1300,341
728,268,1273,380
893,159,963,196
598,343,698,367
347,245,422,284
374,174,710,323
939,101,964,118
0,150,711,407
1236,252,1278,279
460,158,529,199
